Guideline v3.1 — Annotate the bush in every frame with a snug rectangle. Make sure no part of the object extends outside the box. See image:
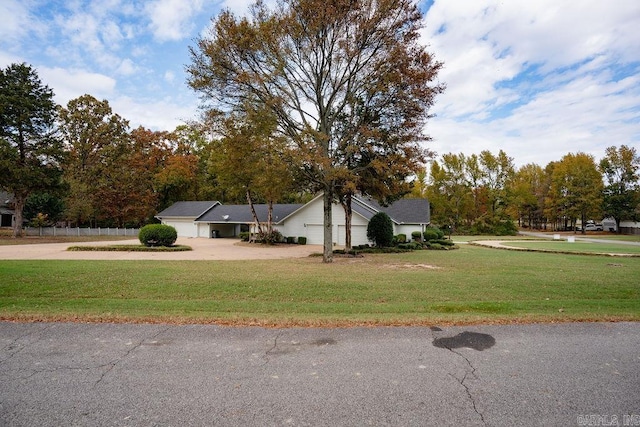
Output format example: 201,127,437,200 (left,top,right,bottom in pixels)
411,231,422,241
367,212,394,247
239,232,250,241
298,236,307,245
257,229,283,244
396,234,407,243
286,236,296,244
422,229,439,242
139,224,178,247
423,226,445,241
